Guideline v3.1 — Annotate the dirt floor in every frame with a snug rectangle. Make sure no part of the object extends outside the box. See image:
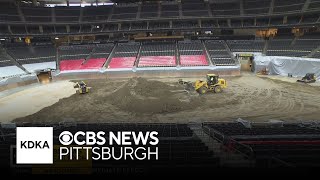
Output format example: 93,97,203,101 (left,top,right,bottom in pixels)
3,73,320,123
0,81,76,123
